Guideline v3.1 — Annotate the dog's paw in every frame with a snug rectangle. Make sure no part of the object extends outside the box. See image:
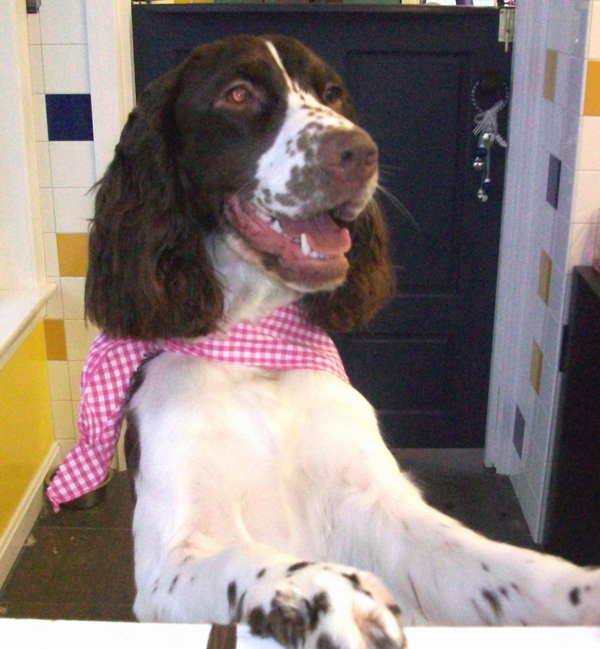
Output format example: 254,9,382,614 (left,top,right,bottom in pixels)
233,562,406,649
574,568,600,626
